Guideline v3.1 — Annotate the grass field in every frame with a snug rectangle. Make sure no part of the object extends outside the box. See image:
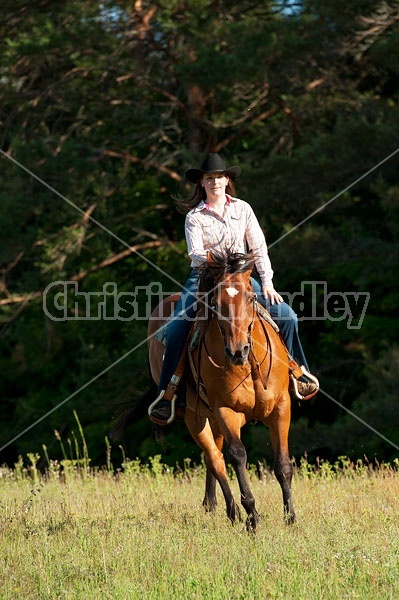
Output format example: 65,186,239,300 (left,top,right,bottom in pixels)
1,453,399,600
